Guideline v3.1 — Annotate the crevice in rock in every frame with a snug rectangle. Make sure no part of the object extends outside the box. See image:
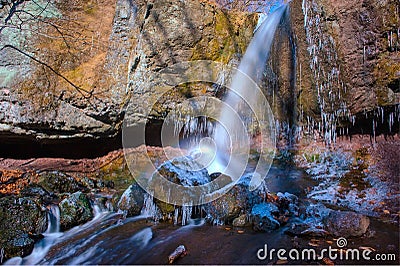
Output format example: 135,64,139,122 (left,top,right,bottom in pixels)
388,79,400,93
0,132,122,159
339,104,400,138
